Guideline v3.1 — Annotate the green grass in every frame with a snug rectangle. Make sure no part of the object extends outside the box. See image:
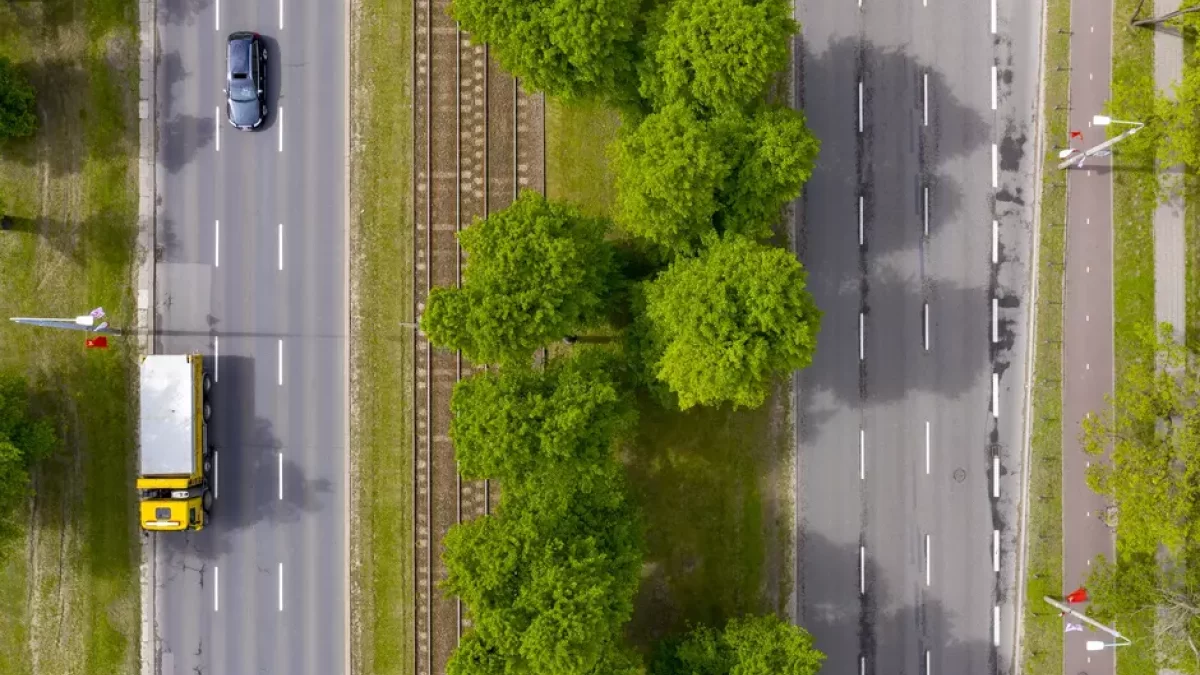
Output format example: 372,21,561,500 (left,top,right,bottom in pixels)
623,387,790,648
545,98,621,218
1108,3,1159,674
0,0,140,673
1018,0,1069,670
347,0,414,672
